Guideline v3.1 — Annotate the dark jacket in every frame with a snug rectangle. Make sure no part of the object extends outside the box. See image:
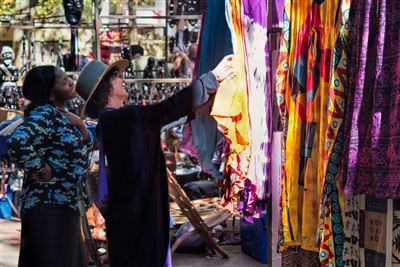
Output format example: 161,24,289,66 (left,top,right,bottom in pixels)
99,72,218,266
